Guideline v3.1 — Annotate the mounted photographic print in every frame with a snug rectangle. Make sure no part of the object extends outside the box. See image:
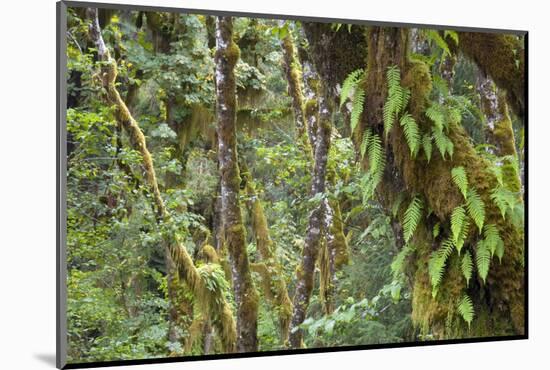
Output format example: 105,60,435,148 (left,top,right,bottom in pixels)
56,1,527,368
